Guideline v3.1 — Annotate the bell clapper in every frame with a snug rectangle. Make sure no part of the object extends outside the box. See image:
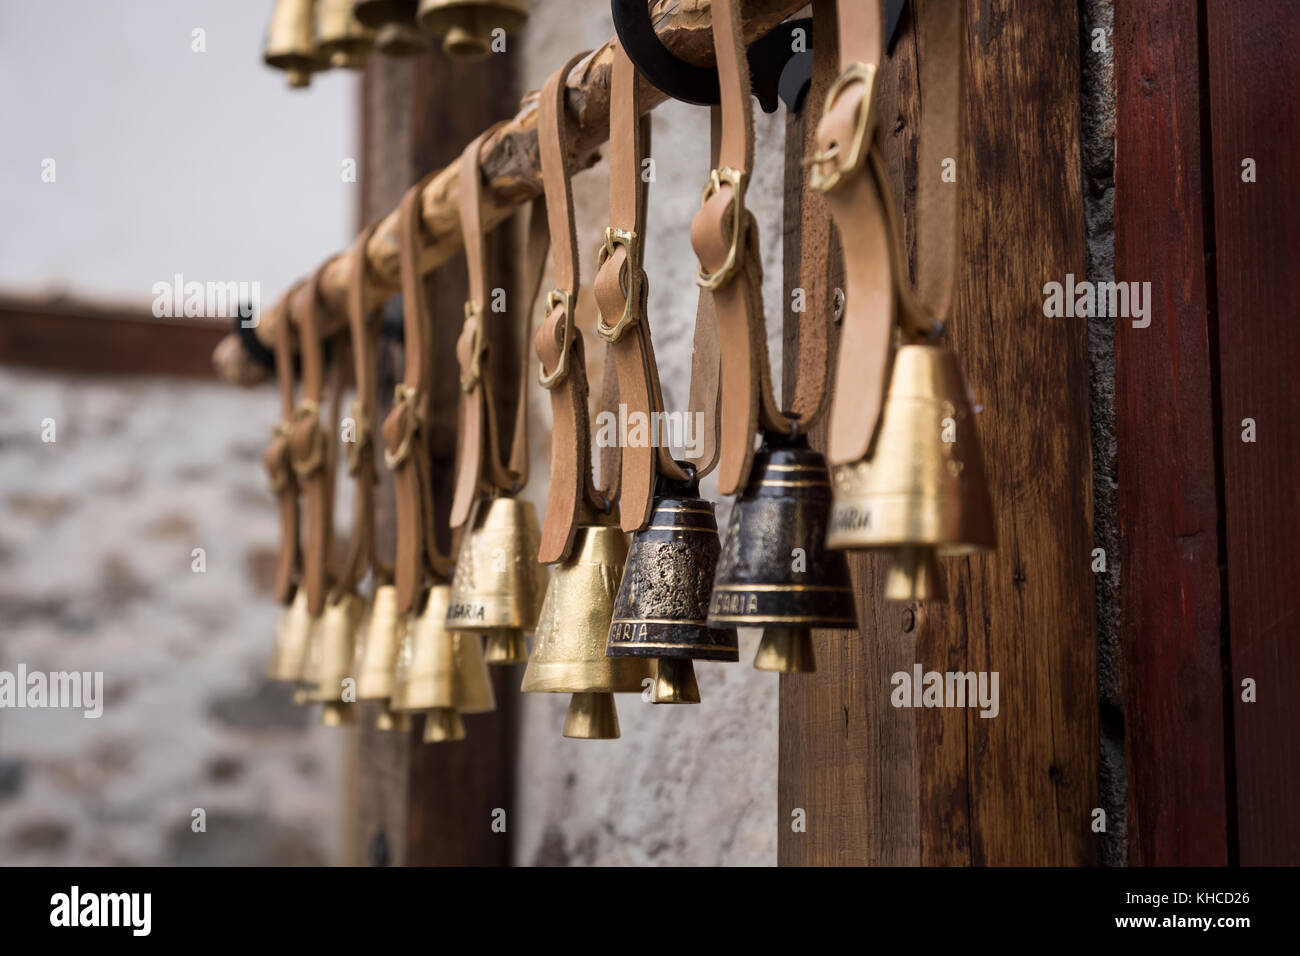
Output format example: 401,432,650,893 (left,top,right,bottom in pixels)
482,628,528,665
562,692,620,740
422,707,467,743
652,658,702,705
884,546,946,603
753,628,817,673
